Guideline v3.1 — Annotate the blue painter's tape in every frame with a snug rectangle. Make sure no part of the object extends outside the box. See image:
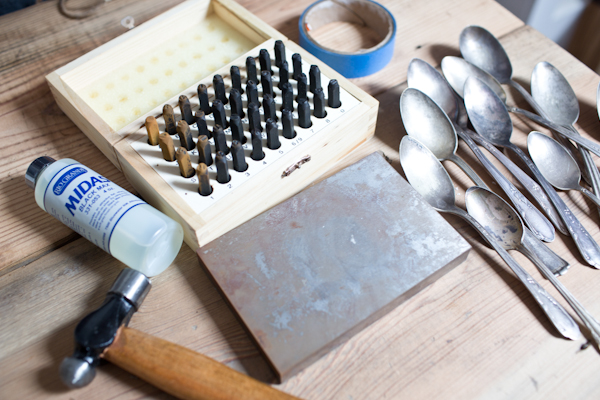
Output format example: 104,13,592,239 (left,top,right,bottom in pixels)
298,0,396,79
